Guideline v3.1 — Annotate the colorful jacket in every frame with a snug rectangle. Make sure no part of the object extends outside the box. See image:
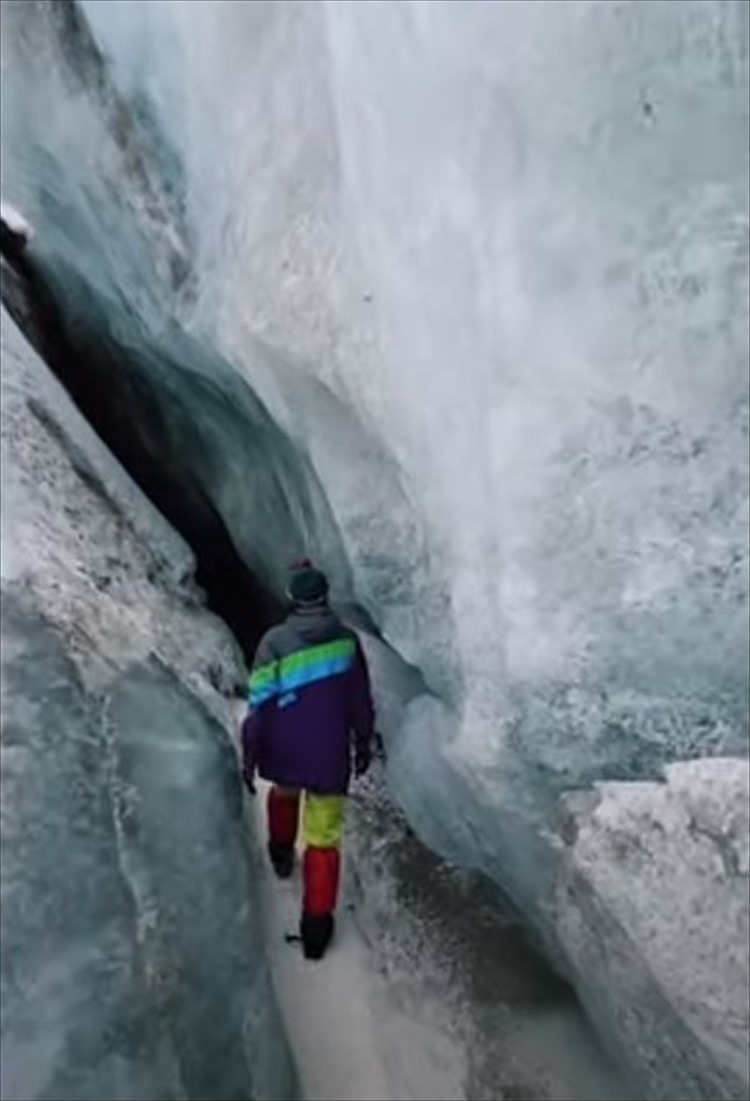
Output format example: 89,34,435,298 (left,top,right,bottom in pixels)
242,607,375,794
